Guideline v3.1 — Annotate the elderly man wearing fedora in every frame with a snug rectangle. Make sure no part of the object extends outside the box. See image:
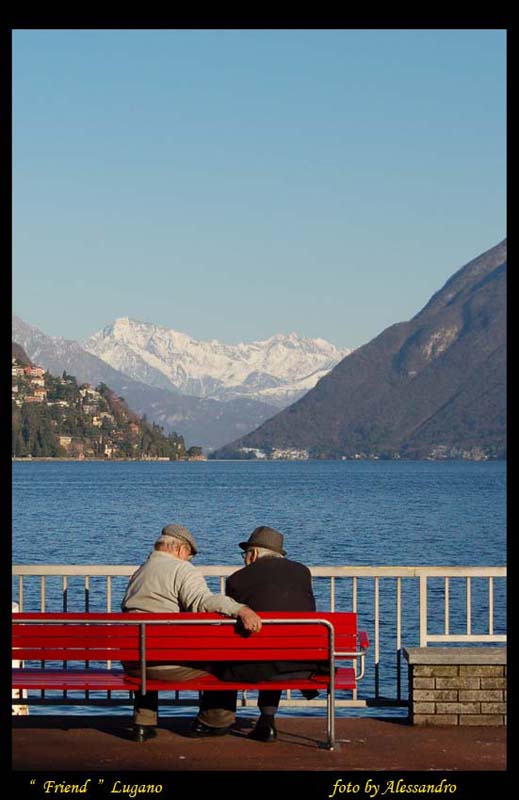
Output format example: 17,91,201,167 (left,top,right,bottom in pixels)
121,523,262,742
190,525,321,743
